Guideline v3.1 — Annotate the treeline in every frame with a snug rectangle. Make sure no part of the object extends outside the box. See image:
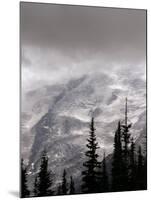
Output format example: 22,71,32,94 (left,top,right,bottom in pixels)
21,152,75,197
21,99,147,198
